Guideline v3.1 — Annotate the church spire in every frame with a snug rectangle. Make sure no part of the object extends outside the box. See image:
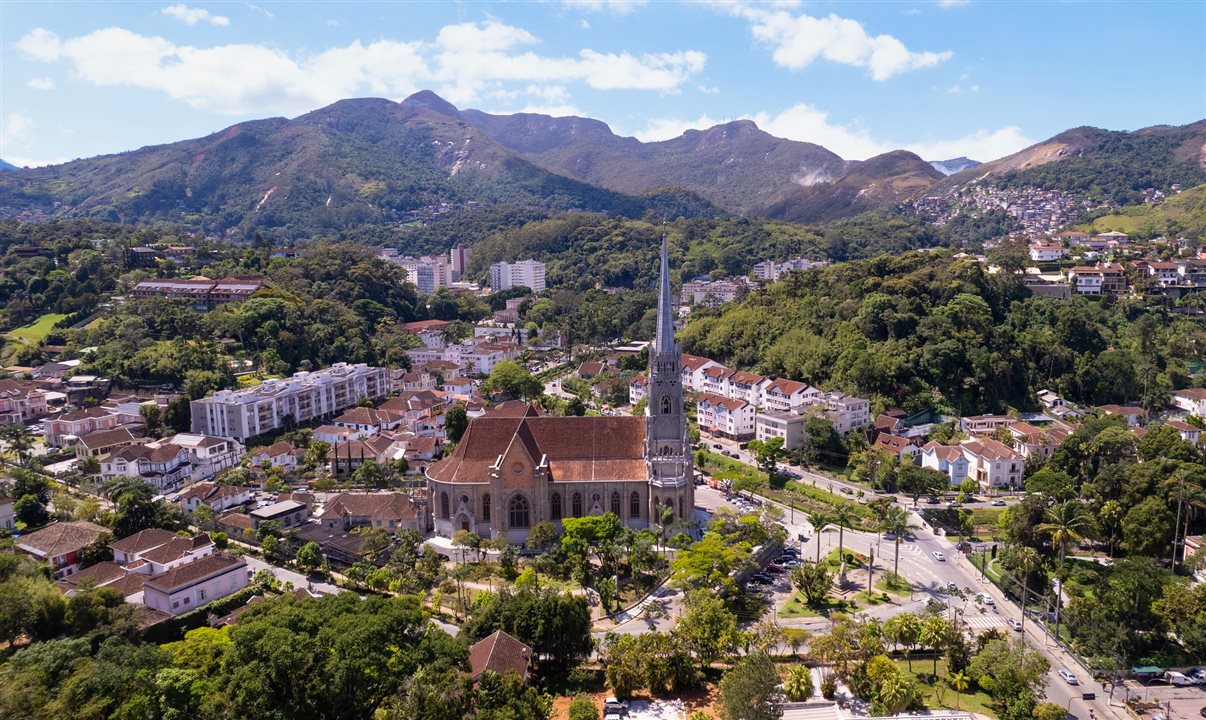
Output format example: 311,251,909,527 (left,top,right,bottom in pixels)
654,224,676,356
